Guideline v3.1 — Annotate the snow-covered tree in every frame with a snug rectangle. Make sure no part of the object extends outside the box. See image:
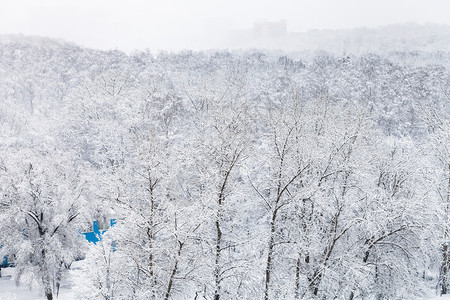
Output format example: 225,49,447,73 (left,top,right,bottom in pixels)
0,149,88,300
